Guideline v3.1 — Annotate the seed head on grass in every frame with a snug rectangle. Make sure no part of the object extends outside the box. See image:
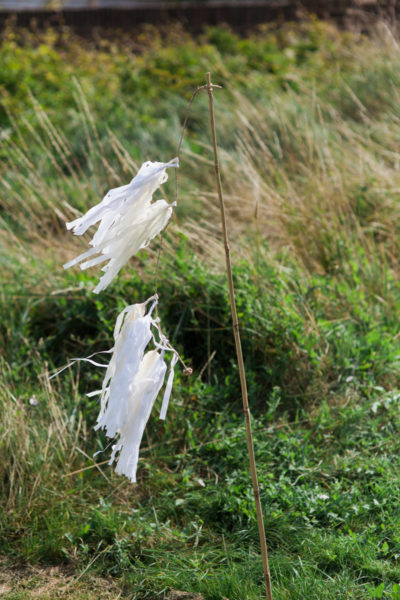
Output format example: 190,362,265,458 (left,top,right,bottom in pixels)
63,157,179,293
